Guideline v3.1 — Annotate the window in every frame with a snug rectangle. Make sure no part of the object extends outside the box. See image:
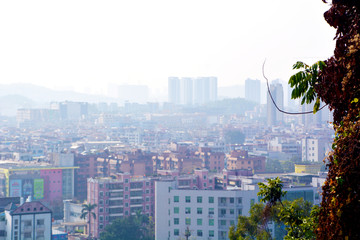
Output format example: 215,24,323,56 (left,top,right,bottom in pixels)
197,230,203,237
220,220,226,226
37,219,44,225
185,218,191,225
209,219,214,226
250,199,255,206
238,209,243,215
203,182,207,187
197,219,202,226
174,196,179,202
174,207,179,214
197,208,202,214
208,208,214,215
185,207,191,214
238,197,242,204
209,197,214,203
197,196,202,203
174,218,179,225
125,187,128,191
99,216,103,222
14,219,18,225
230,197,234,204
220,209,226,215
125,179,129,183
209,230,214,237
185,196,191,203
99,207,104,213
24,232,31,238
99,191,103,197
174,229,179,236
24,220,32,227
230,220,235,226
100,224,103,229
230,209,235,215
